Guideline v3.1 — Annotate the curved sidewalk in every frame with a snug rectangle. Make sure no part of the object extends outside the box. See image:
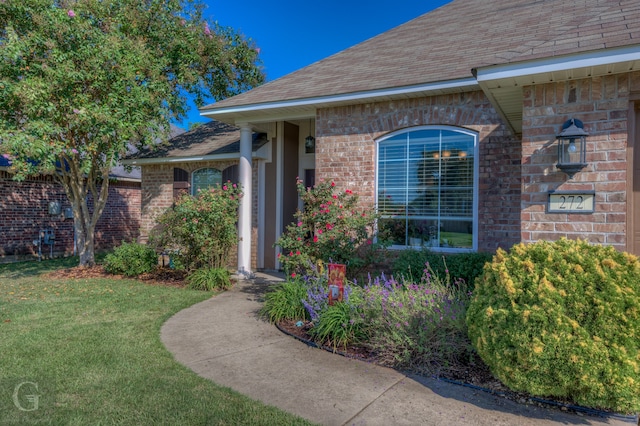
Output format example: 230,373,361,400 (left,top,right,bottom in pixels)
161,273,634,426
